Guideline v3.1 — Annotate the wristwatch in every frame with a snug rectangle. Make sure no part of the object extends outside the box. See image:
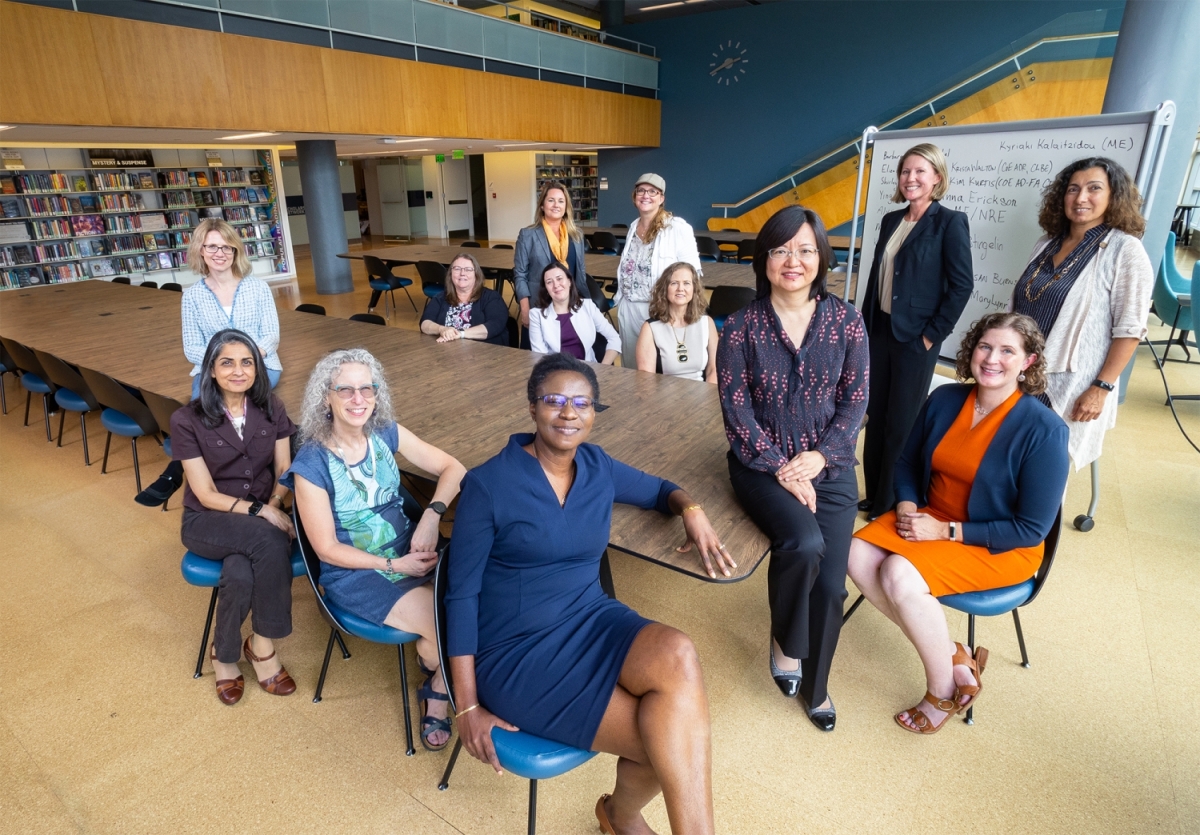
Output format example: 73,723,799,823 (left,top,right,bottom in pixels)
1091,378,1115,392
429,501,448,517
247,500,264,517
